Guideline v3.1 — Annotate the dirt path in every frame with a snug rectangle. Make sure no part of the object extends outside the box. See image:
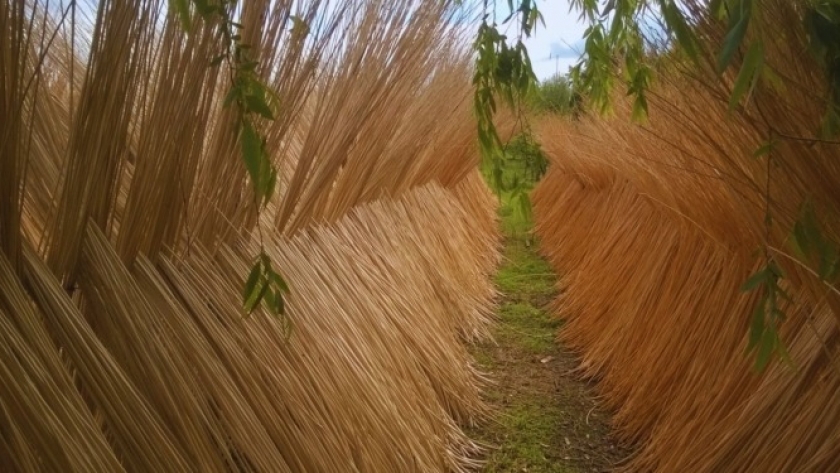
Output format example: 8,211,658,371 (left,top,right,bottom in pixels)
468,205,627,472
